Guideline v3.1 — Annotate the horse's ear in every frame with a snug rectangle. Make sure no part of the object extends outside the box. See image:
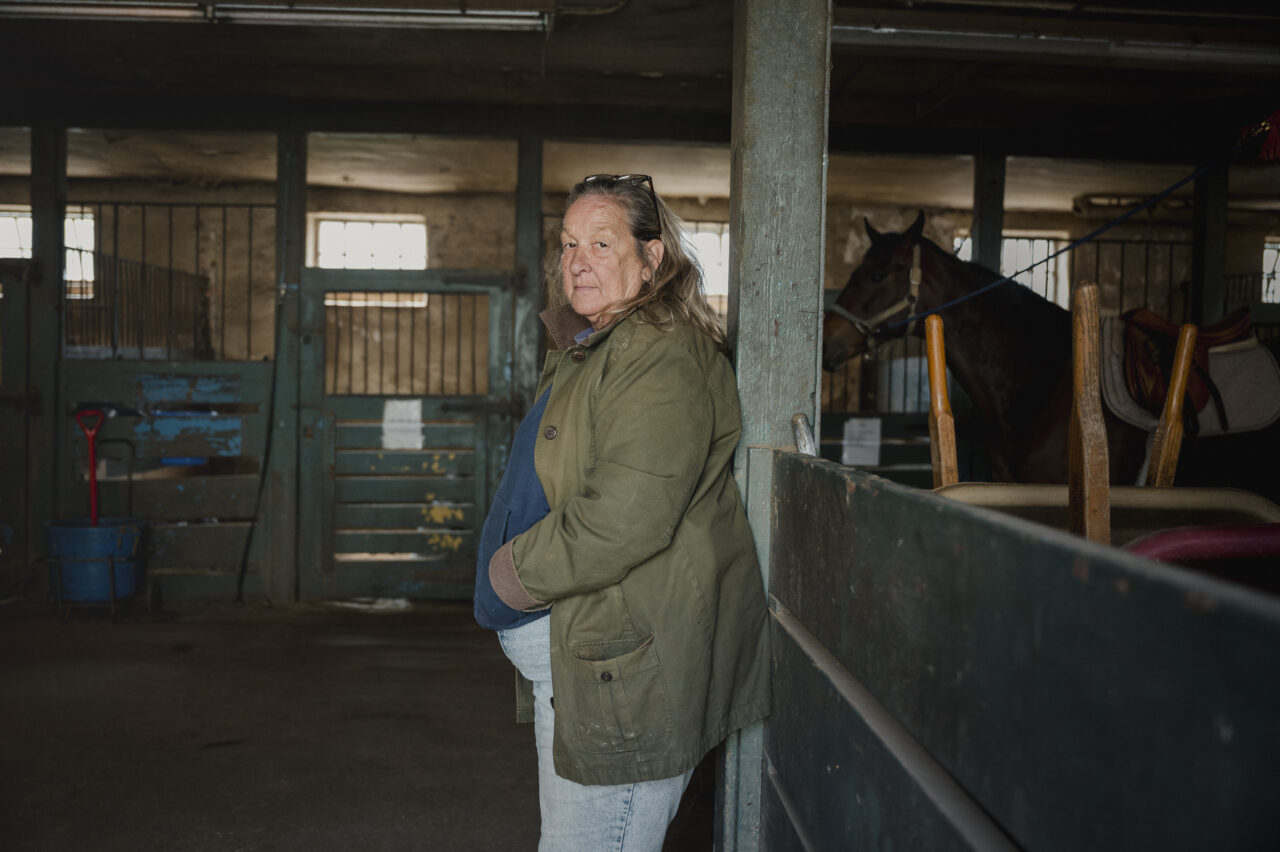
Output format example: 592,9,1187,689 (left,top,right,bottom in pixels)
906,210,925,242
864,218,883,242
